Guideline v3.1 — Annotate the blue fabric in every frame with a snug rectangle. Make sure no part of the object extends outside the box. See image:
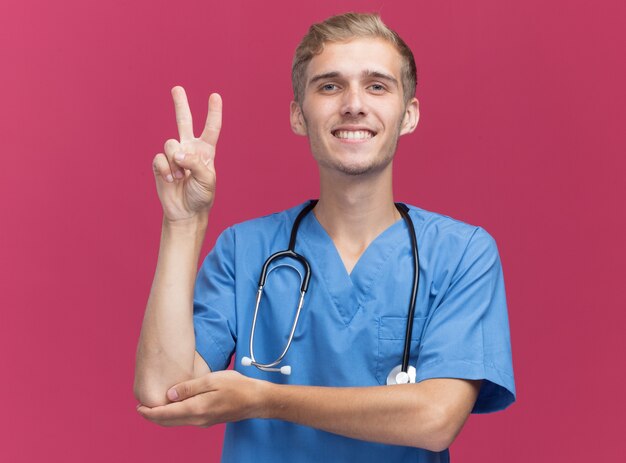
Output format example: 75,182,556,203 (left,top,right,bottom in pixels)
193,202,515,462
